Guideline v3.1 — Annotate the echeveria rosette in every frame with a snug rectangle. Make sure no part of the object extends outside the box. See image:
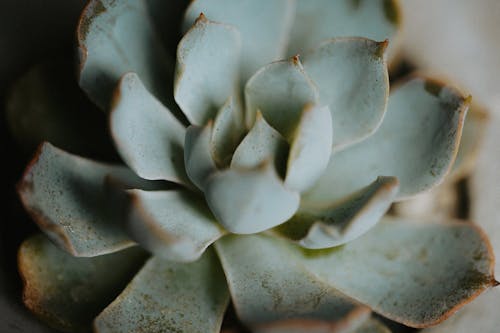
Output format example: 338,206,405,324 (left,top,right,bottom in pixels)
11,0,497,332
